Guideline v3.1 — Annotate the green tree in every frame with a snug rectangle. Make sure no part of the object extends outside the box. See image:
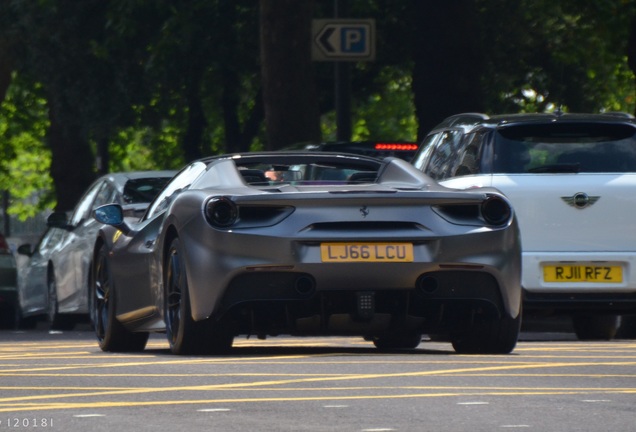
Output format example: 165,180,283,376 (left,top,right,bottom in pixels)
6,1,132,211
260,0,321,149
479,0,636,114
1,0,268,213
0,77,52,220
409,0,636,138
410,0,485,139
2,0,636,223
106,0,265,158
